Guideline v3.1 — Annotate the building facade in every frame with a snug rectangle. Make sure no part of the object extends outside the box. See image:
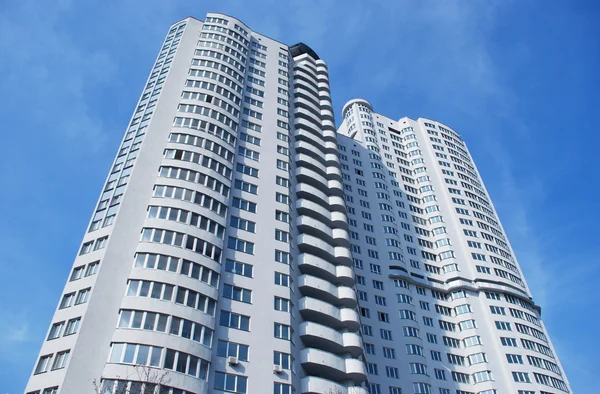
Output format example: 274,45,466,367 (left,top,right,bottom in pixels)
336,99,571,394
25,12,570,394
